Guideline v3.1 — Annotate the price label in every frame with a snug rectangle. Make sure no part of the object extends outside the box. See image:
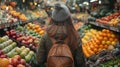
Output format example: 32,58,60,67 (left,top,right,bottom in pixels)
110,27,117,32
95,22,99,26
